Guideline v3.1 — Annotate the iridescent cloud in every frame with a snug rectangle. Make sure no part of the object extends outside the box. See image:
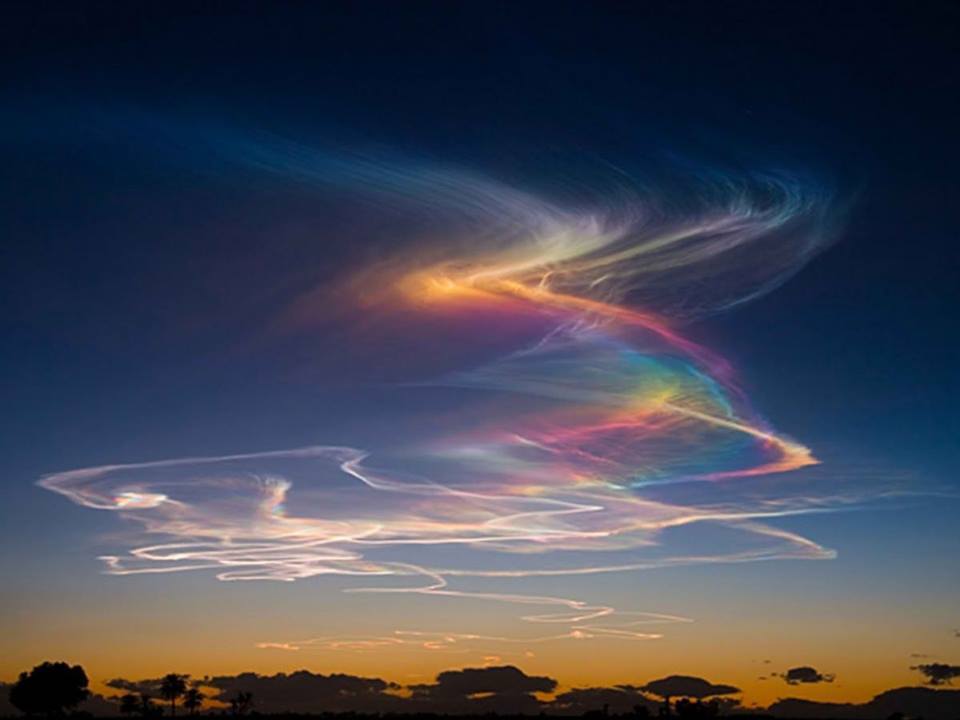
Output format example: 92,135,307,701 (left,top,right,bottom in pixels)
40,144,851,653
